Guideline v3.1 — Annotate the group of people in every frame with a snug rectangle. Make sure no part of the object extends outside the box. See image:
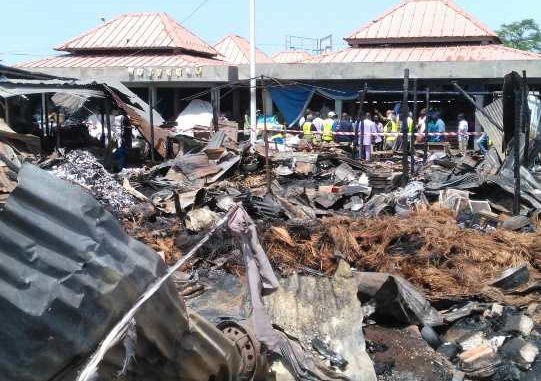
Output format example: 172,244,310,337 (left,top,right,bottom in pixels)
297,108,480,160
